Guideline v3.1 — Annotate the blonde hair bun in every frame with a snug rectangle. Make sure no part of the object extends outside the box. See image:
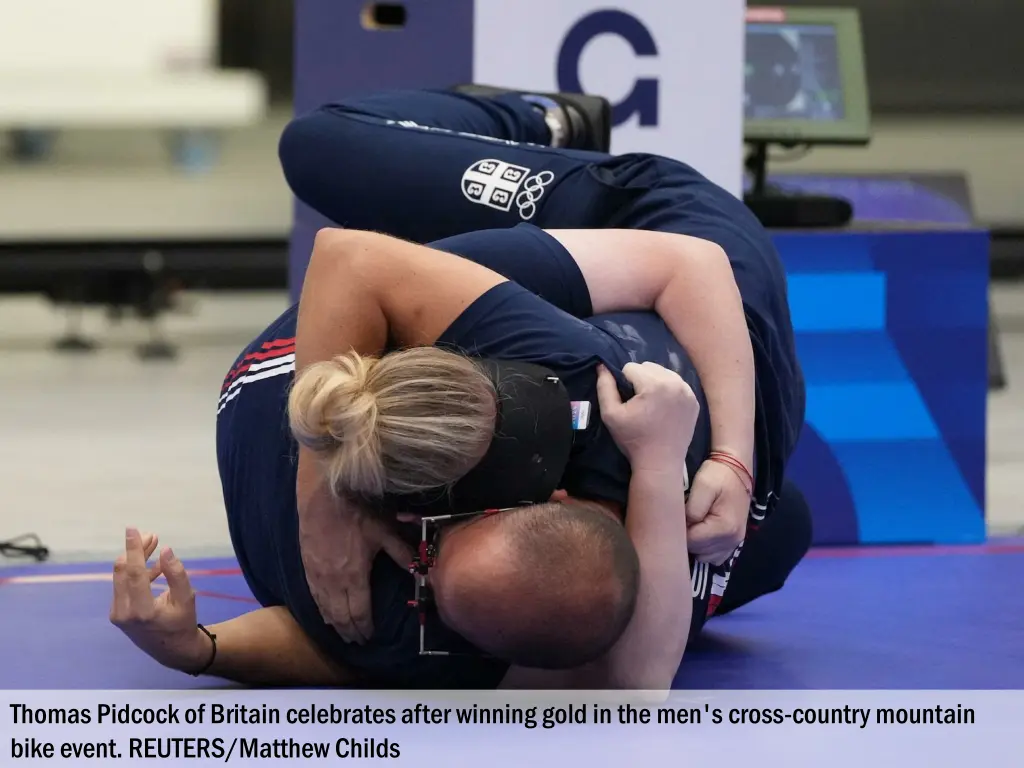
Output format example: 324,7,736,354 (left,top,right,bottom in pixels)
289,353,383,495
288,348,496,500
